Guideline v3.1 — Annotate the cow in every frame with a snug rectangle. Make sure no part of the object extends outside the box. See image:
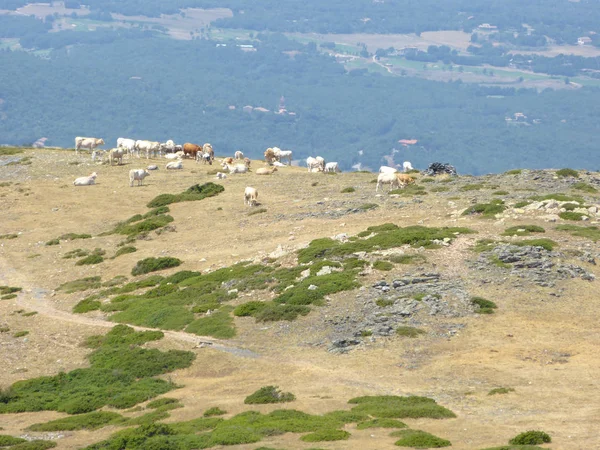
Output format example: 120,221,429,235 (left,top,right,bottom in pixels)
129,169,150,187
75,137,104,155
